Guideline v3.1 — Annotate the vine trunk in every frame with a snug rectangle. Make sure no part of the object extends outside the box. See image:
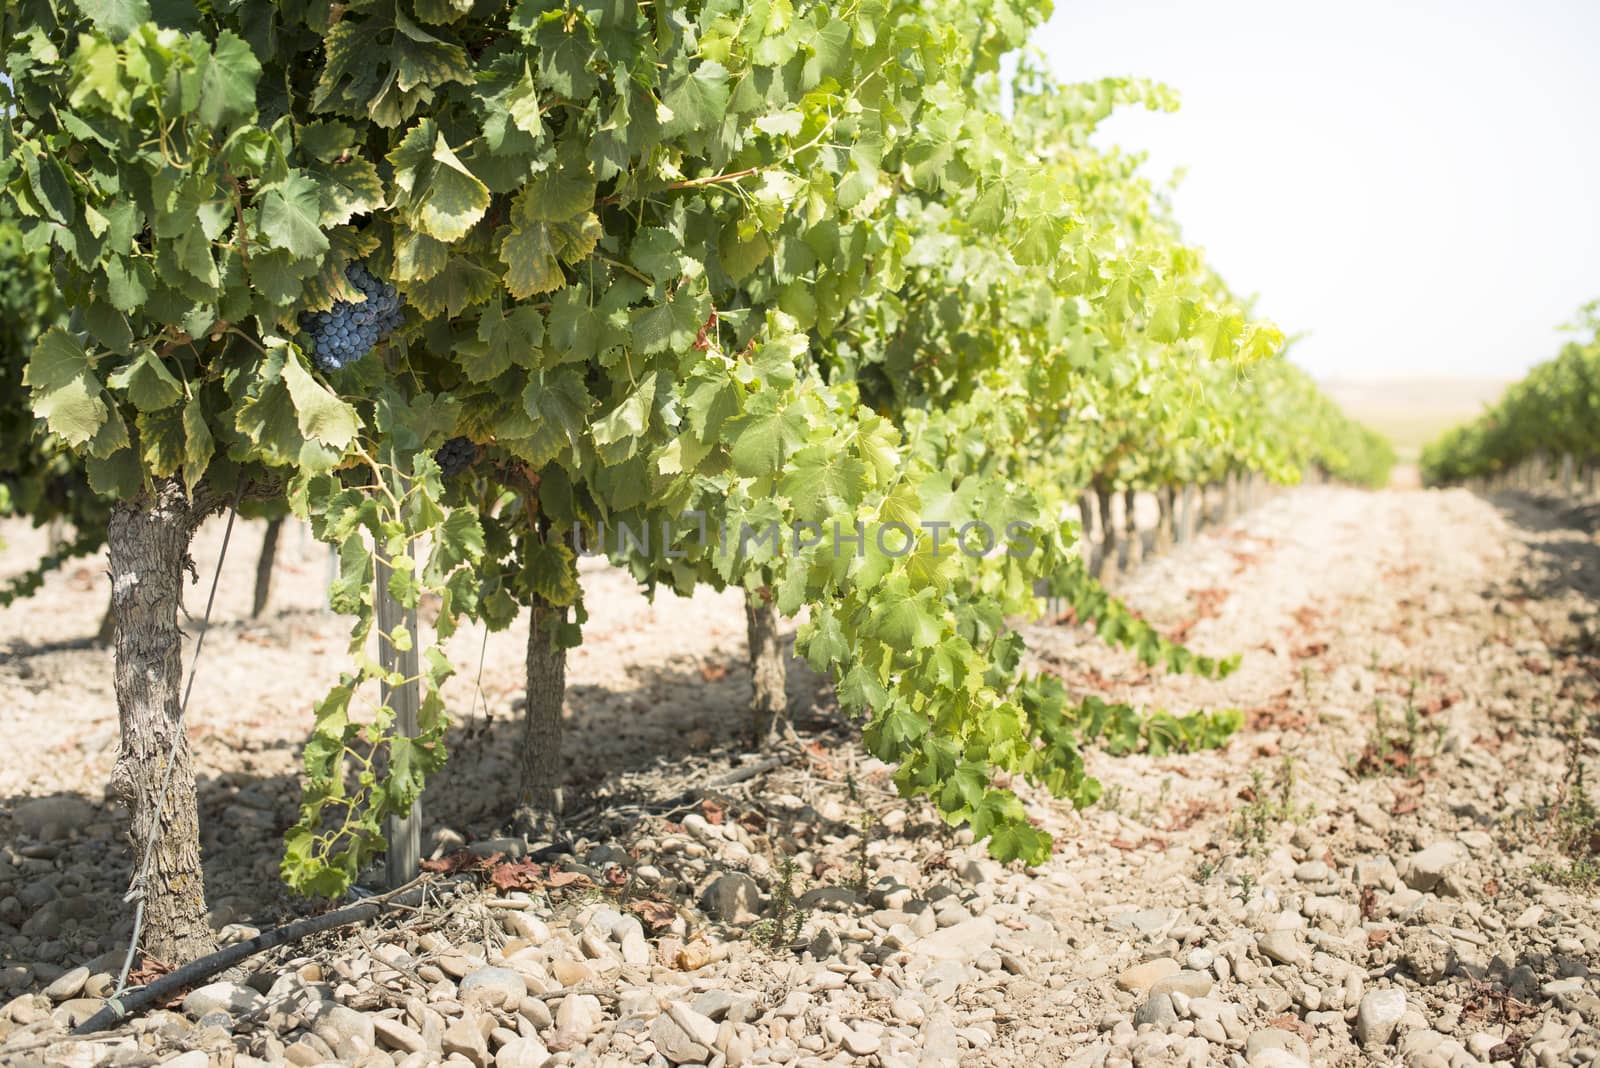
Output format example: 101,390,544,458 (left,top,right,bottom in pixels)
107,479,216,966
251,516,282,619
1094,487,1118,584
746,587,788,747
516,596,567,839
1154,485,1175,553
1121,488,1141,569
